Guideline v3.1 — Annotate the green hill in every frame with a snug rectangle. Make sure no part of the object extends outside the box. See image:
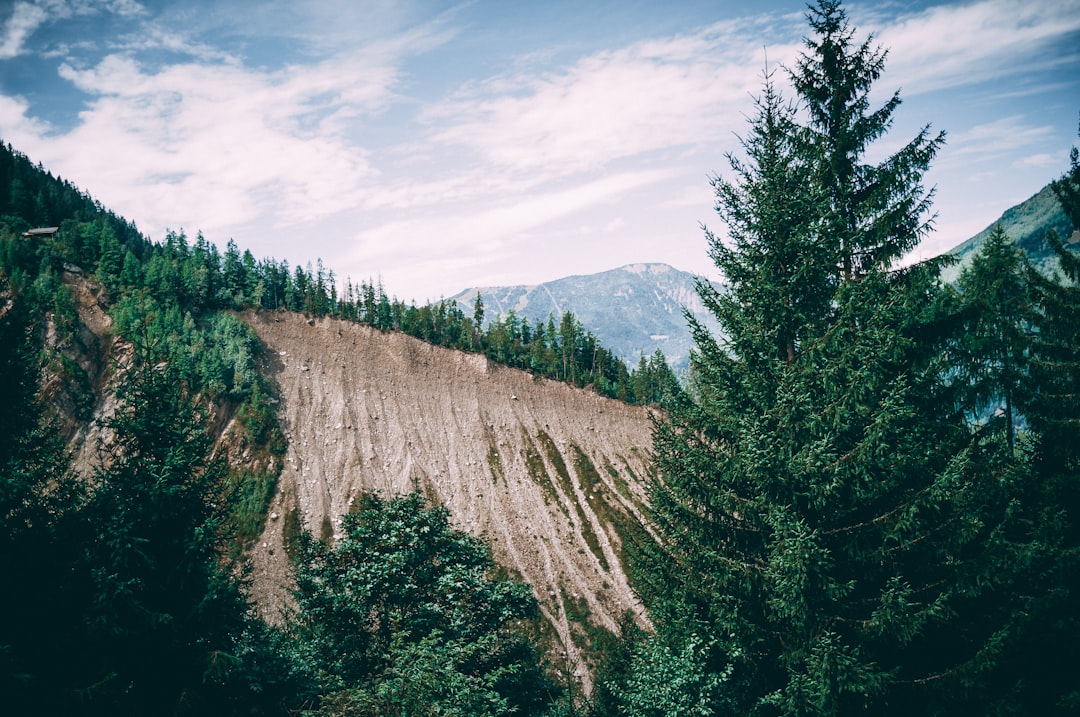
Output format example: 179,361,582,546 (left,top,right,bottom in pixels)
943,182,1076,282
